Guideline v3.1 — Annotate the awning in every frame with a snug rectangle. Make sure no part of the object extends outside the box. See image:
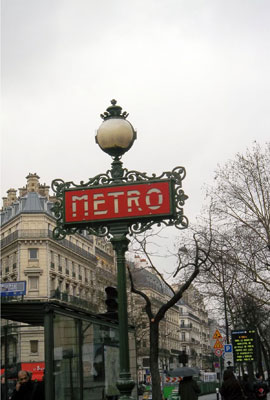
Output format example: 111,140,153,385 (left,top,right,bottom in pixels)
21,362,45,381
